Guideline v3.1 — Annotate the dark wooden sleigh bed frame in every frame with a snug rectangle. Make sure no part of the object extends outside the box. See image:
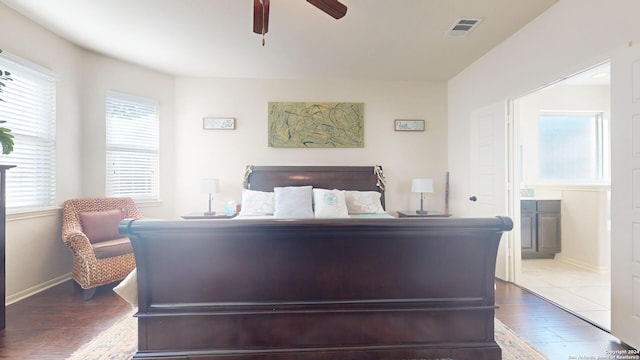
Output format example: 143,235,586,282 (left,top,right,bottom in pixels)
121,166,512,360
